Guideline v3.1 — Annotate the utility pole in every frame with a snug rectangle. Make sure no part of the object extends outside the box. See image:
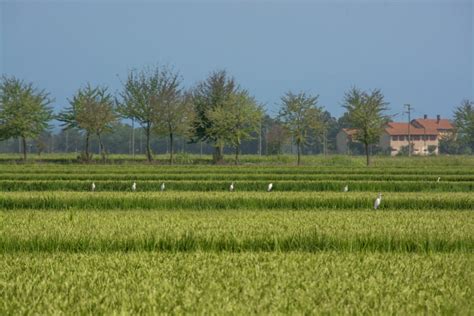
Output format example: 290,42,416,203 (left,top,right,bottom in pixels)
258,120,262,156
404,104,412,156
